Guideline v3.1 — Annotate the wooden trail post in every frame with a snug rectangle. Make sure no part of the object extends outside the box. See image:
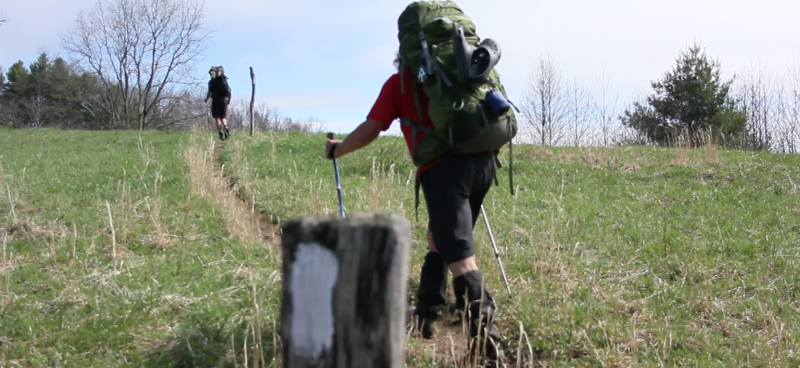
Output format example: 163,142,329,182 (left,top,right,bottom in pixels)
249,66,256,137
280,213,411,368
